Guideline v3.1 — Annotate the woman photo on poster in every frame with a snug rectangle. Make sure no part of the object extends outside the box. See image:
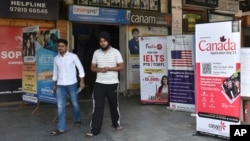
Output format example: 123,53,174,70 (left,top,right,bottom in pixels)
23,37,35,57
156,75,169,101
